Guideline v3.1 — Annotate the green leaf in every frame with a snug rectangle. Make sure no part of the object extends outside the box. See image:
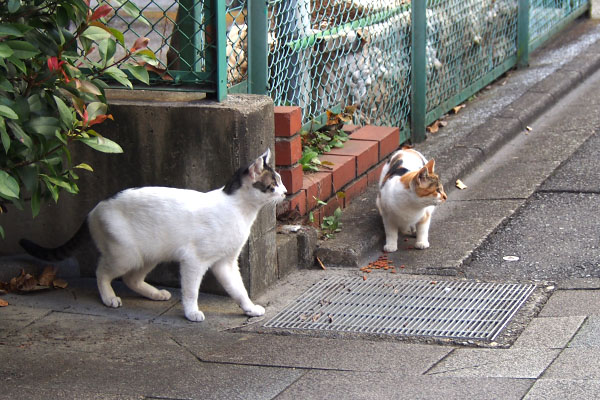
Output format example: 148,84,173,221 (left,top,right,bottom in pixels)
107,27,125,47
4,40,39,59
104,66,132,89
0,170,19,200
0,23,30,37
43,178,59,203
79,135,123,153
31,187,41,218
0,43,14,58
26,117,60,137
0,76,12,92
124,64,149,85
53,95,74,127
75,163,94,172
81,26,112,41
41,174,71,191
7,120,33,148
17,165,38,193
112,0,151,26
0,118,9,153
8,55,26,73
86,102,107,121
0,105,18,119
0,225,4,239
7,0,21,13
98,38,116,66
